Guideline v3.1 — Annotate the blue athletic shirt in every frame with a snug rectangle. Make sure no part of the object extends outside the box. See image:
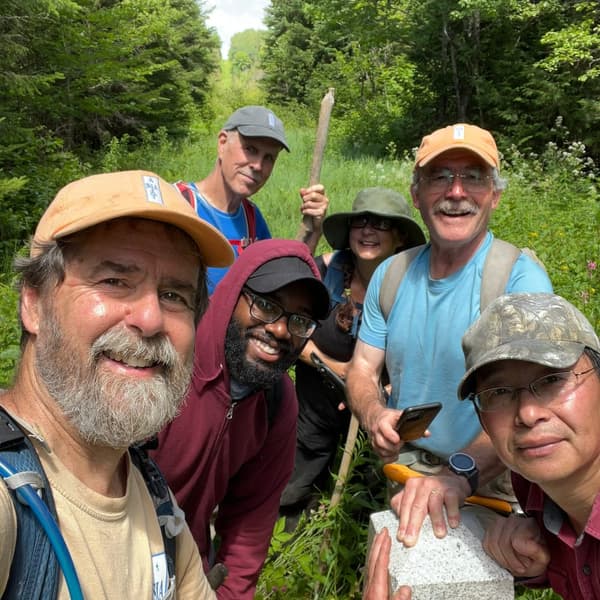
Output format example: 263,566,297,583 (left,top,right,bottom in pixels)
359,232,553,458
186,183,271,293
